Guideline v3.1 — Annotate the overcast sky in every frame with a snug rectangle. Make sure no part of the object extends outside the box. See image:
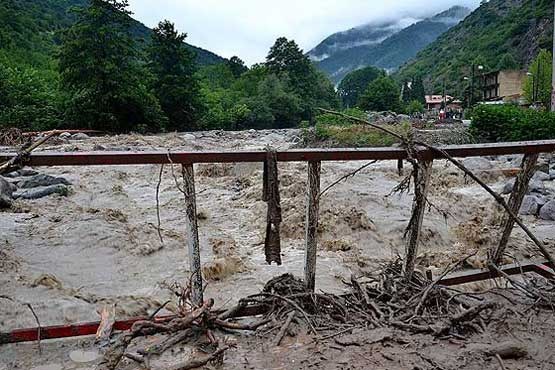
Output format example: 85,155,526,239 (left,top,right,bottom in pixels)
128,0,481,65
